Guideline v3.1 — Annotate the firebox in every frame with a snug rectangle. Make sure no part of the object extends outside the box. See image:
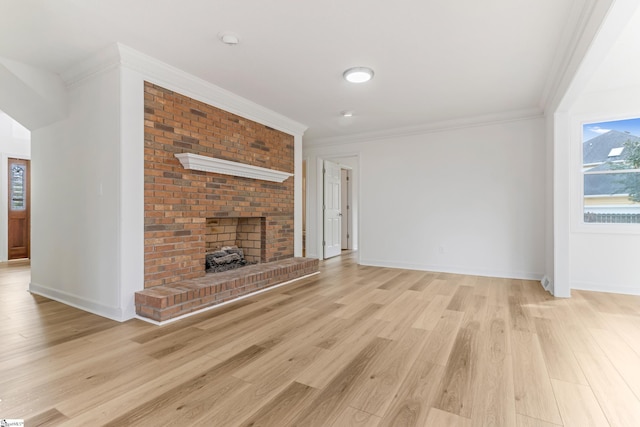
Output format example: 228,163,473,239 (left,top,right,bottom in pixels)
205,217,266,265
